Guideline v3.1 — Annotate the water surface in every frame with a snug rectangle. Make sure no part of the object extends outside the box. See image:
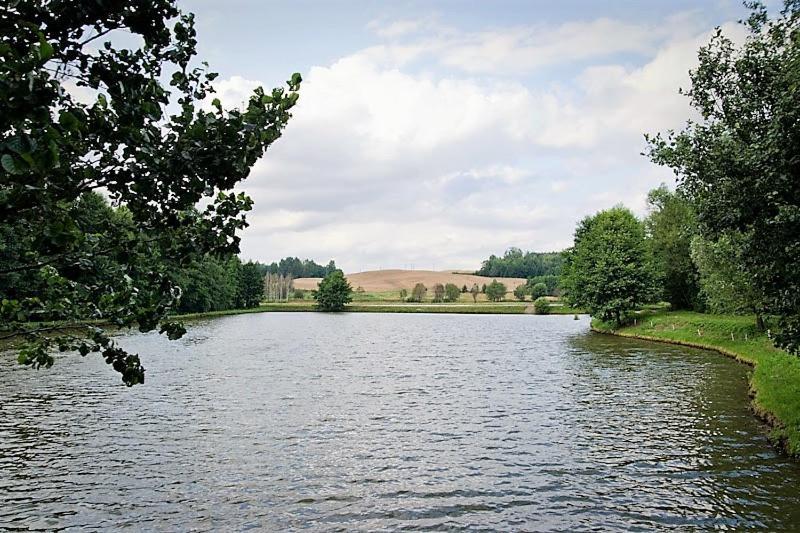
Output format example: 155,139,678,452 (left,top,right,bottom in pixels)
1,313,799,531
